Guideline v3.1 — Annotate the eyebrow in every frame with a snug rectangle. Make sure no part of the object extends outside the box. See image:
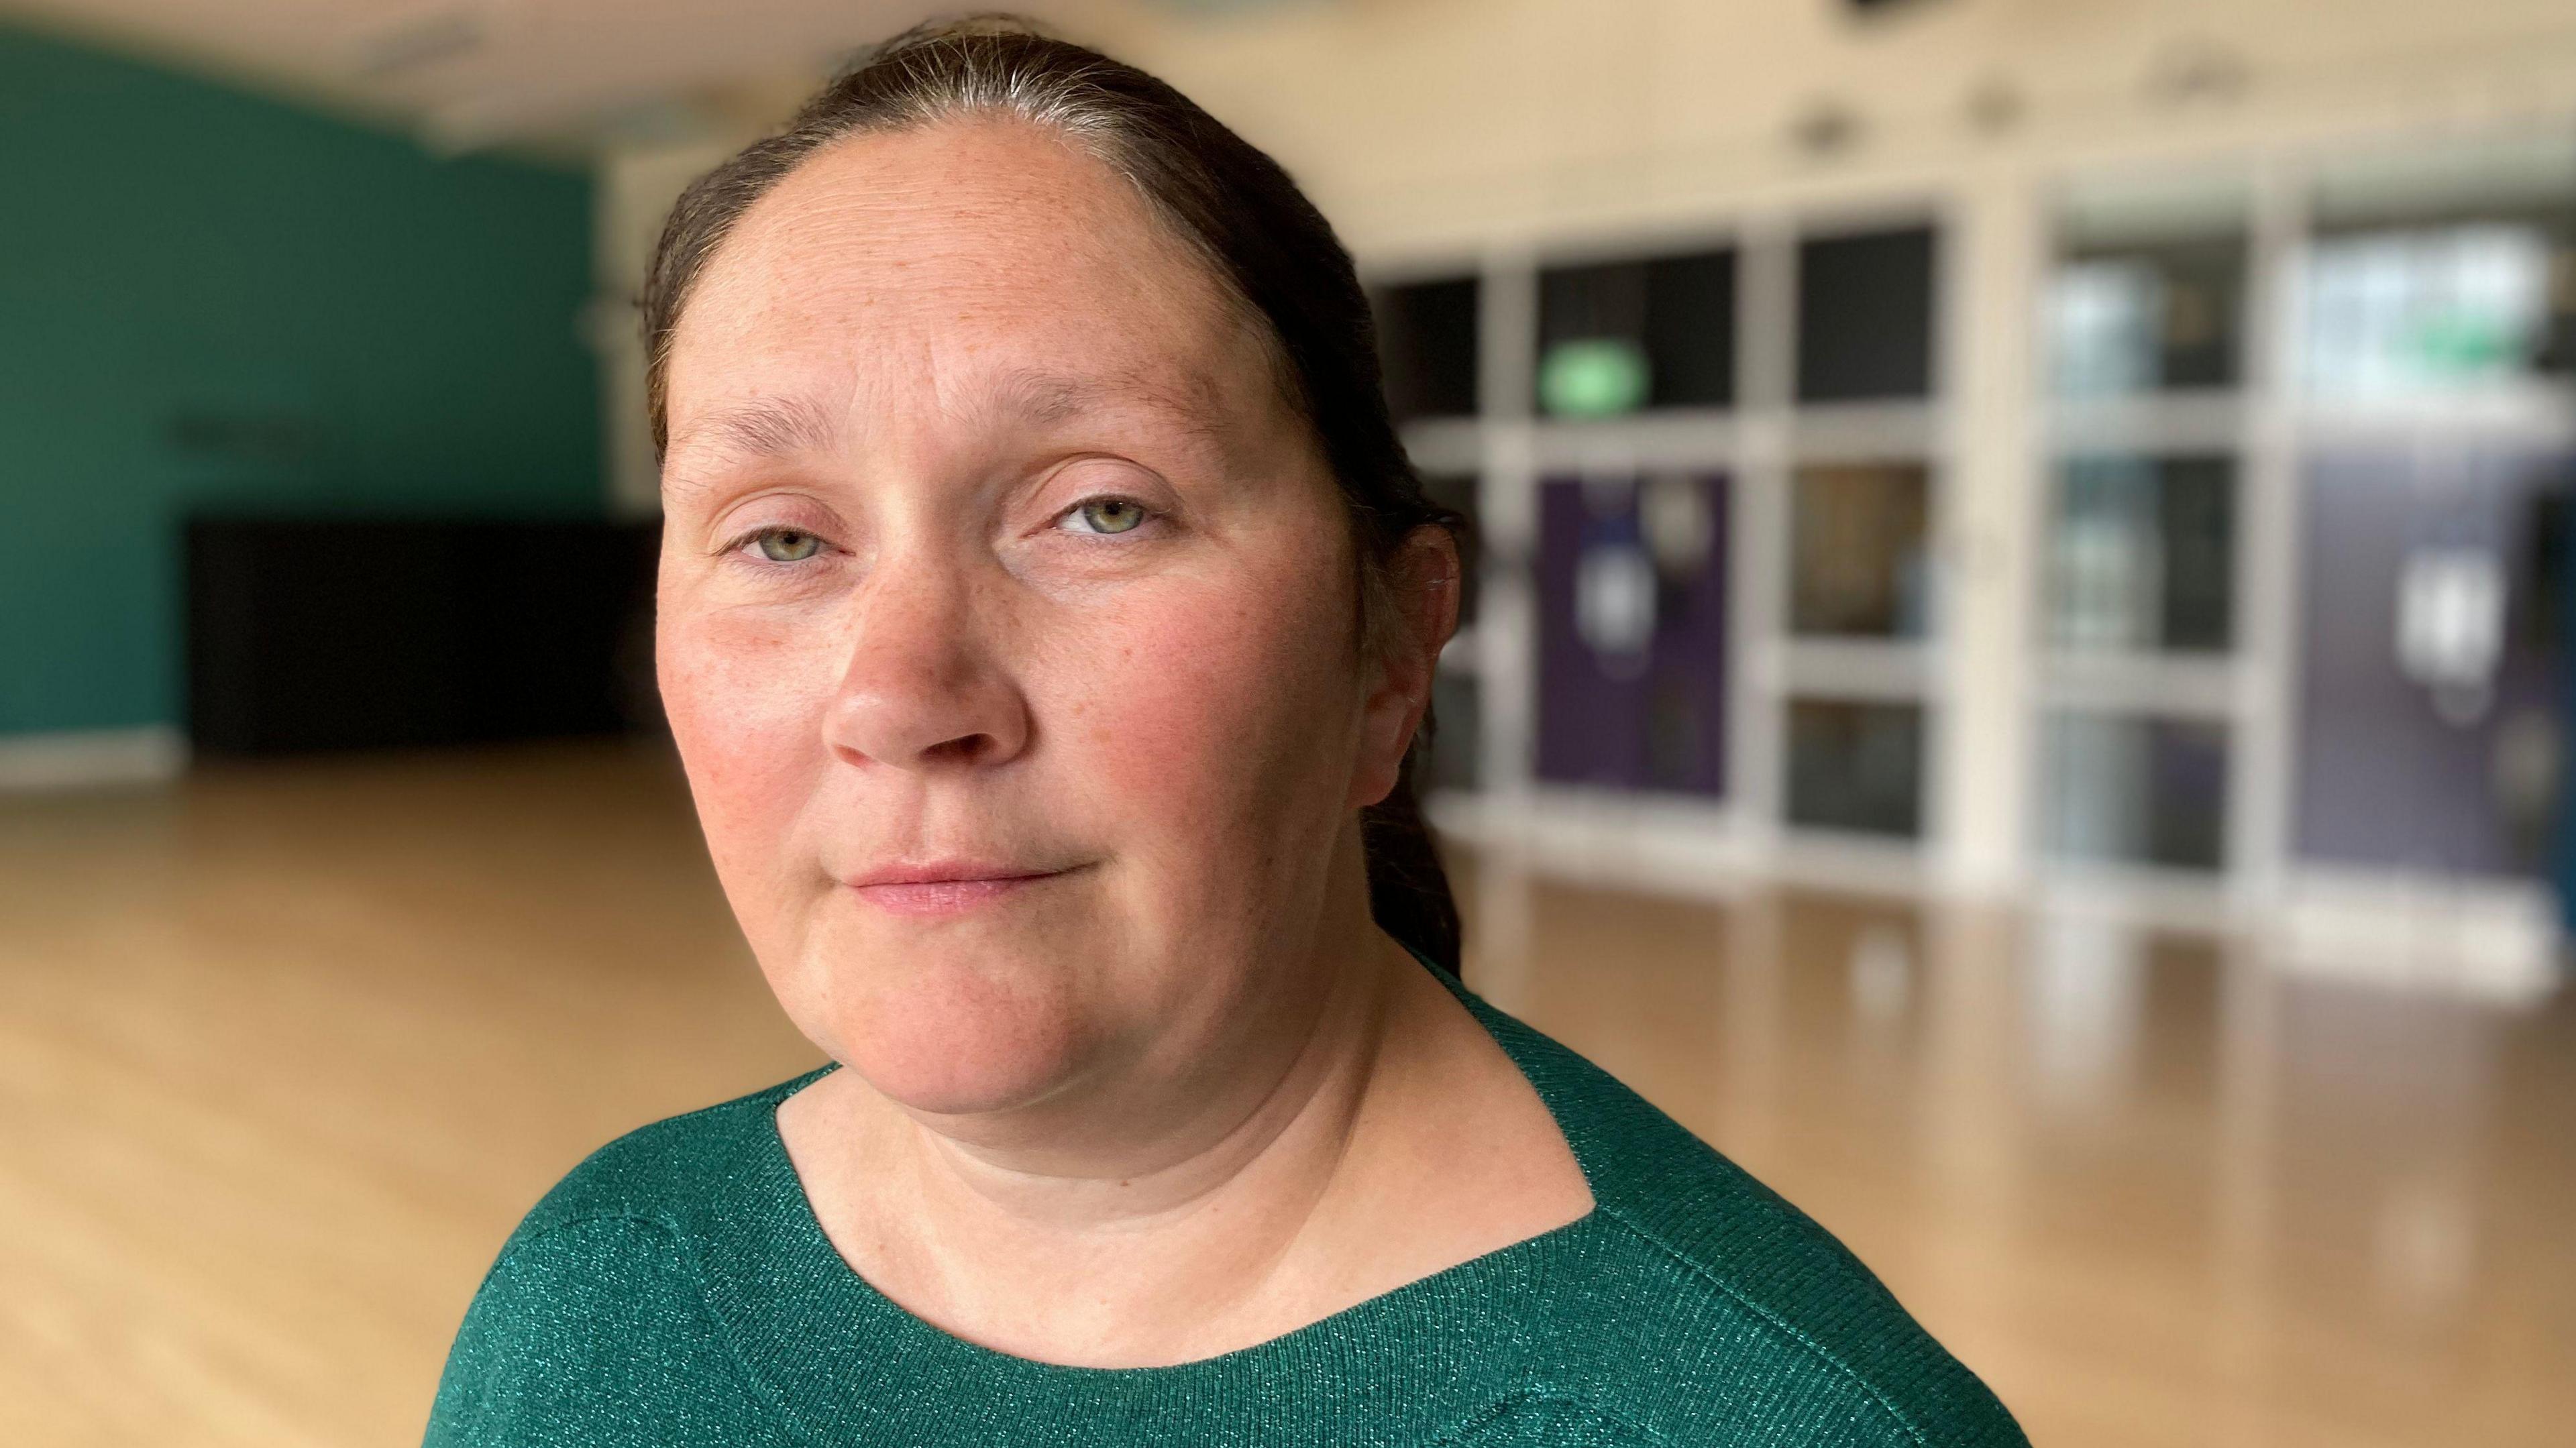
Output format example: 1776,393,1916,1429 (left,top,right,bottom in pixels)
663,394,843,484
985,367,1222,435
663,366,1228,494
